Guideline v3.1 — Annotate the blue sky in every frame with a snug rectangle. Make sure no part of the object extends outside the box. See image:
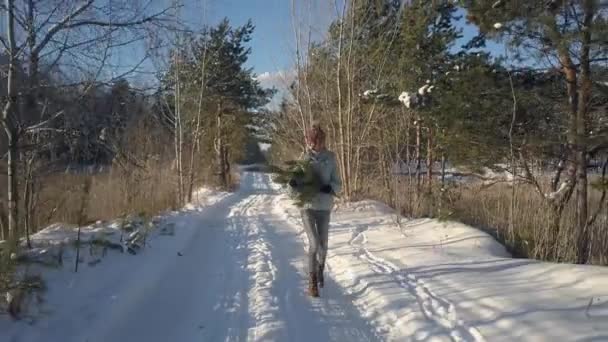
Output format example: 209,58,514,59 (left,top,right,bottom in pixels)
112,1,505,103
1,0,506,91
178,0,336,75
204,2,502,88
199,2,504,77
191,0,298,74
196,0,337,107
193,1,502,108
